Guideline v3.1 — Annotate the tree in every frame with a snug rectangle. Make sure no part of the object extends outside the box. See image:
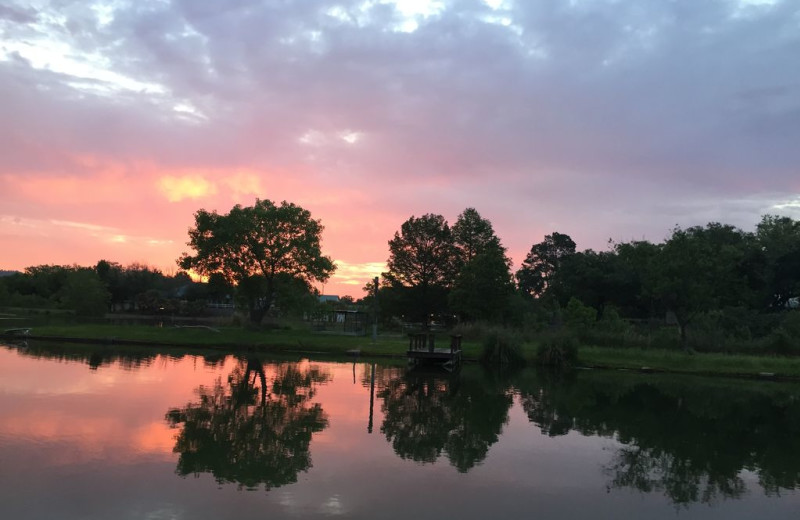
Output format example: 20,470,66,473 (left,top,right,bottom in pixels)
646,224,749,349
166,359,329,489
516,232,577,298
179,199,336,324
449,208,513,322
452,208,500,264
379,368,512,473
383,214,458,326
449,240,514,322
59,269,110,317
755,215,800,310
